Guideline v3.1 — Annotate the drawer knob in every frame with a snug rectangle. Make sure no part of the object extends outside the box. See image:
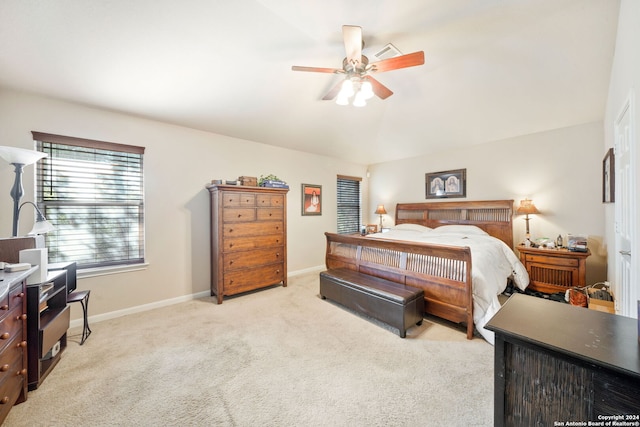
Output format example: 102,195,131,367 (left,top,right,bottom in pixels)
276,253,280,257
229,228,233,233
0,333,9,340
0,305,7,311
0,364,9,372
17,369,26,377
229,260,234,265
17,292,25,298
228,243,234,248
17,341,26,349
237,214,242,218
16,314,27,321
0,397,8,404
